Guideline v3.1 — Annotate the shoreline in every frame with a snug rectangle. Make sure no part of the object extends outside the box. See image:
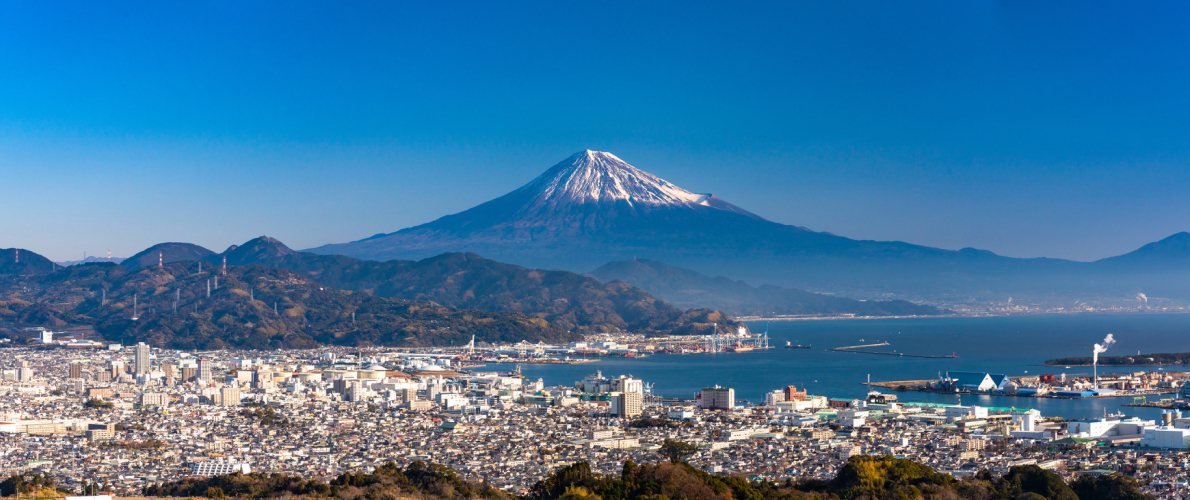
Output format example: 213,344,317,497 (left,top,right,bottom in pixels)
738,310,1190,322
